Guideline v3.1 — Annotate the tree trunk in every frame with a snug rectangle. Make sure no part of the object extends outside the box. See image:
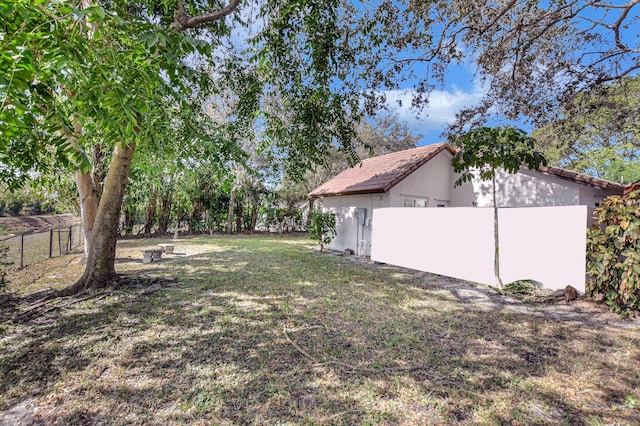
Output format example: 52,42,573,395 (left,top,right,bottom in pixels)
307,198,315,227
65,122,98,265
227,186,236,233
250,206,258,232
141,188,158,234
236,200,244,231
157,193,172,235
76,170,98,264
492,174,503,289
122,203,136,235
60,141,136,295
